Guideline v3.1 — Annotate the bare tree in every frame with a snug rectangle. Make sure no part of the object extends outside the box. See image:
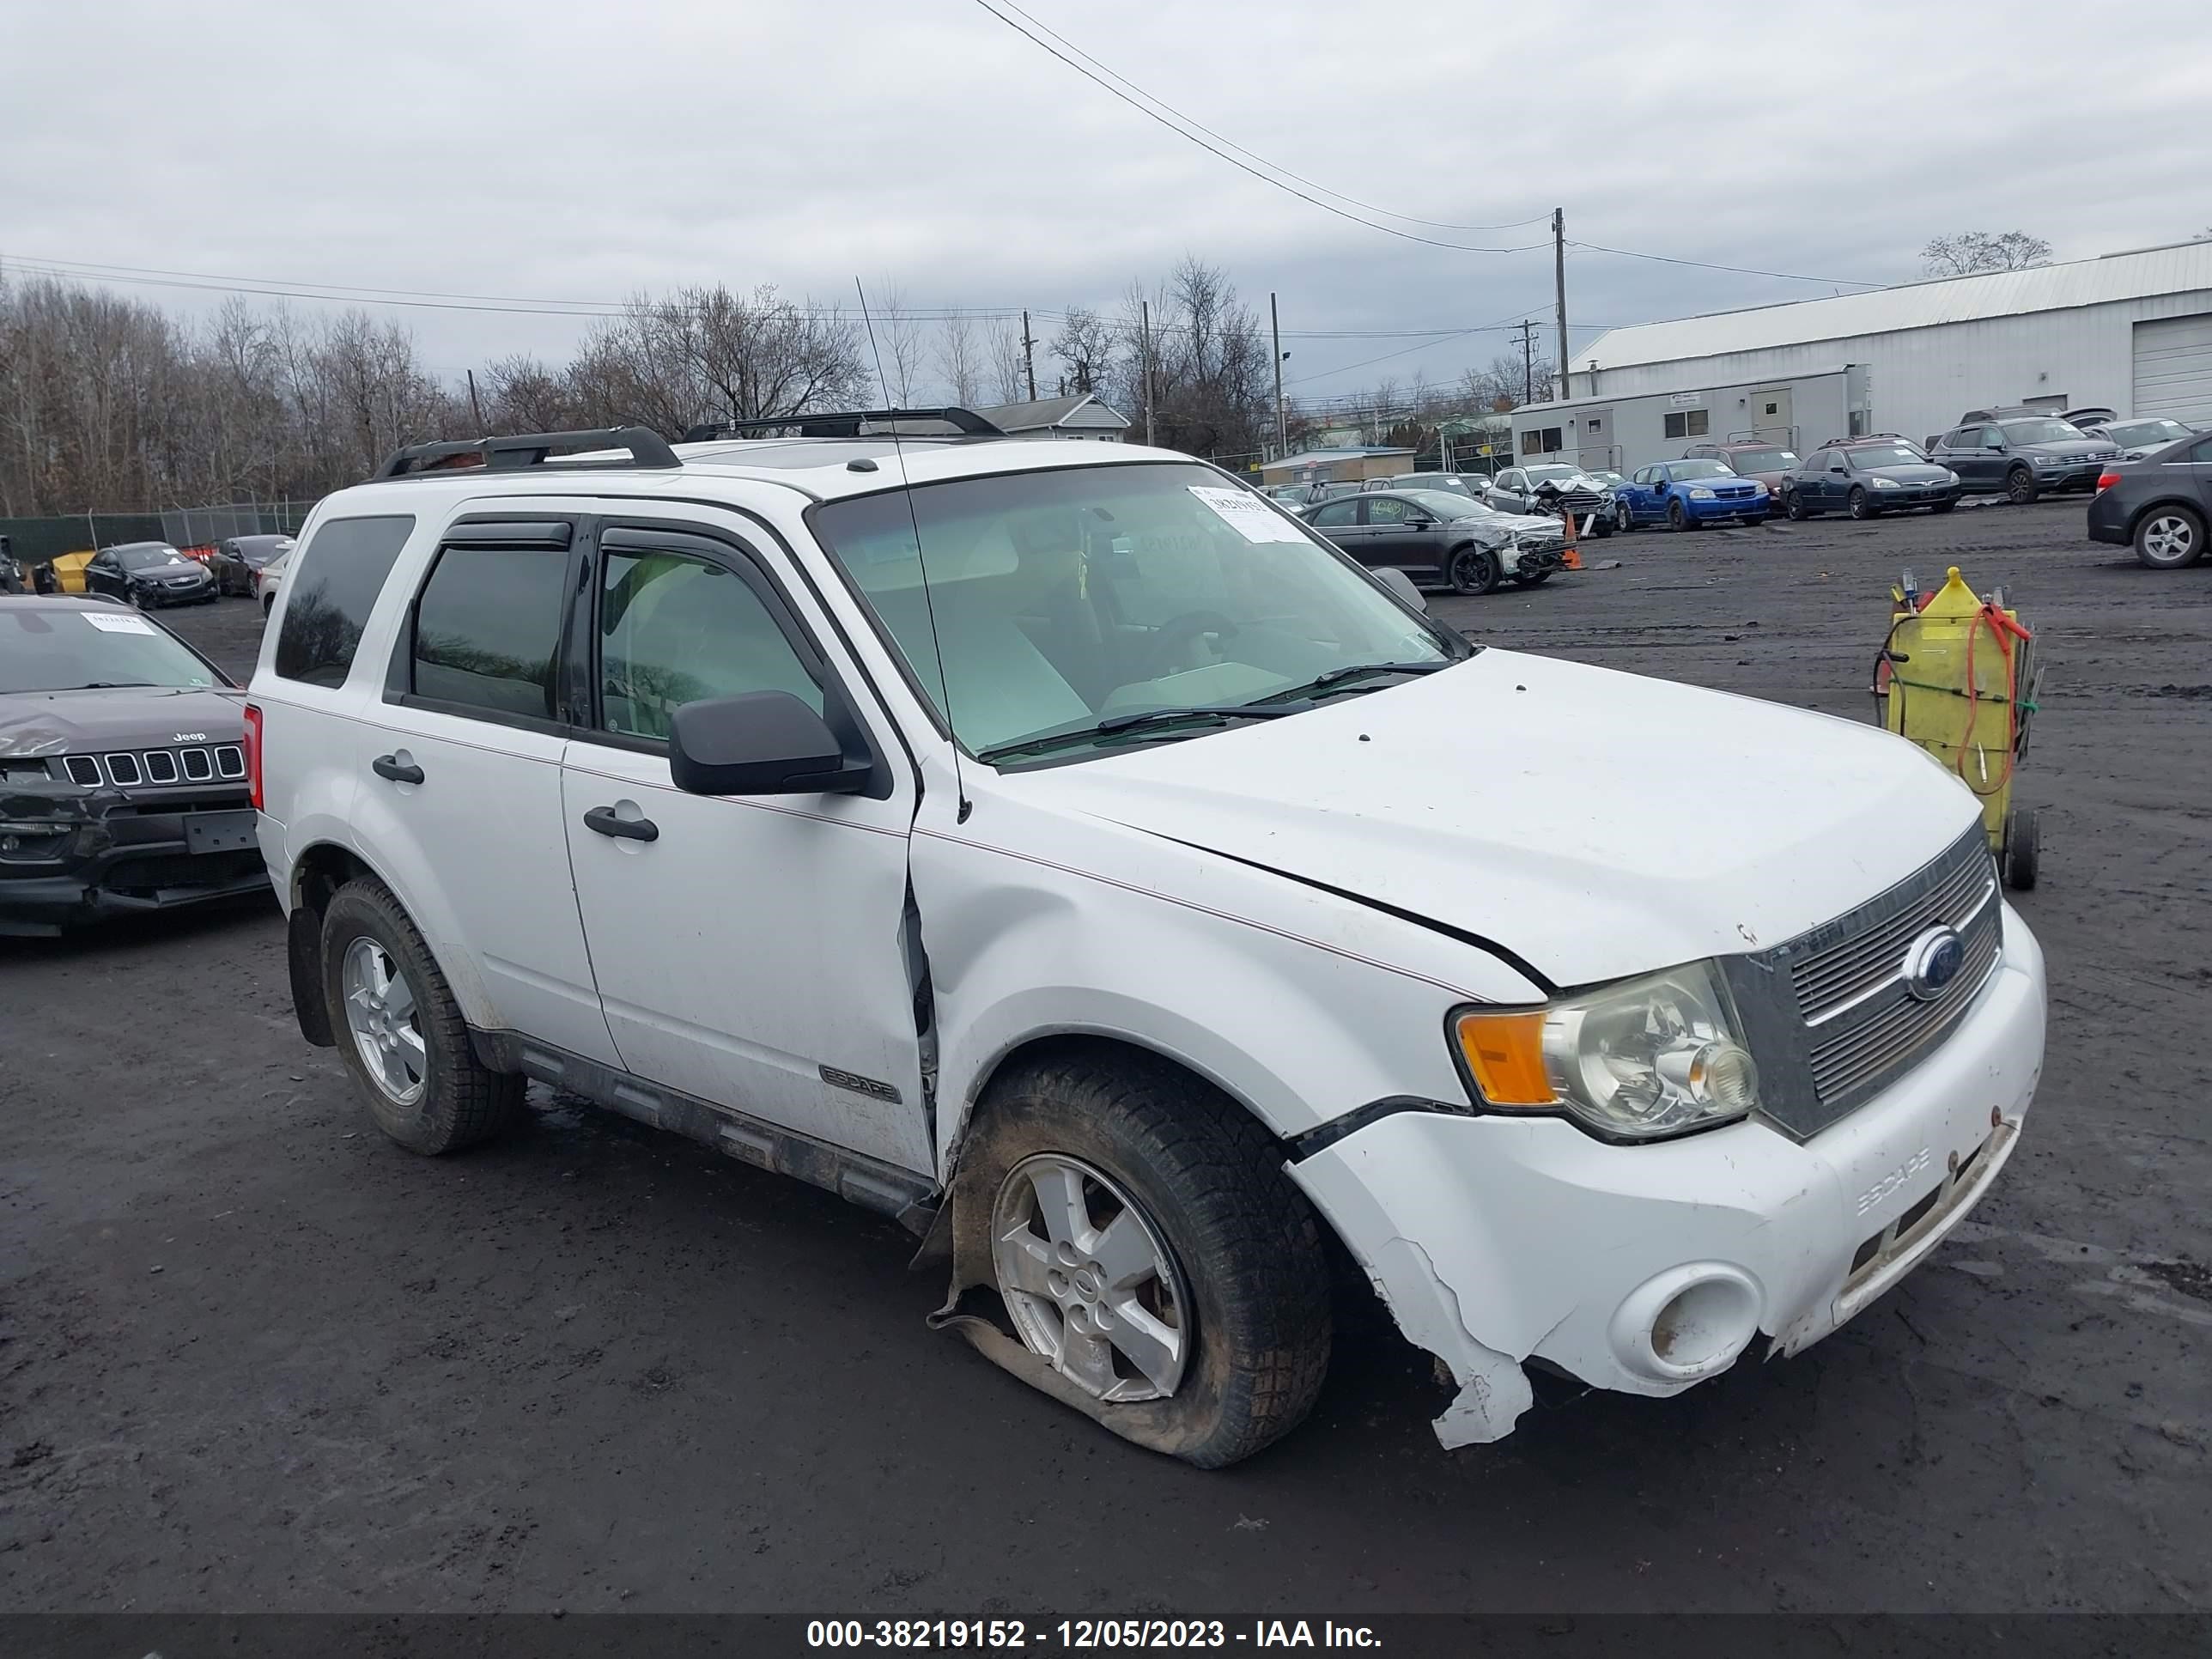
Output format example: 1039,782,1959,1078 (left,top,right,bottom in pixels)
1050,307,1115,394
568,284,869,434
985,317,1029,404
934,313,983,407
1921,231,2052,276
869,283,927,406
